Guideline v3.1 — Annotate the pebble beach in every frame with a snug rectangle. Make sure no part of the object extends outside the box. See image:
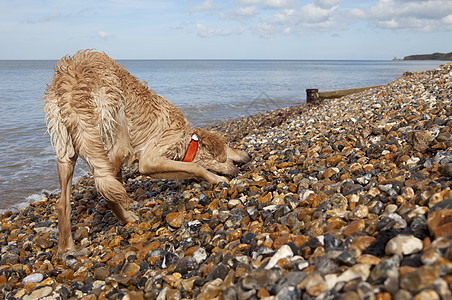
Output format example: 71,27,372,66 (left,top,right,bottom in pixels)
1,63,451,299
